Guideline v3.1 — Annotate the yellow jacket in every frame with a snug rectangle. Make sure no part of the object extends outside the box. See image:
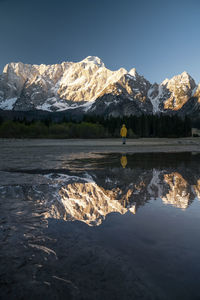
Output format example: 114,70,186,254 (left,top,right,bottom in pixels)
120,125,127,137
120,155,127,168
